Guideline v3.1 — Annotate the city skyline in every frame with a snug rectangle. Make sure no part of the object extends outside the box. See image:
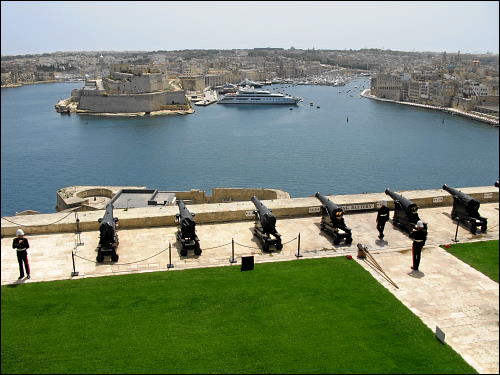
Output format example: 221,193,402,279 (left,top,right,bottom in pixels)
1,1,499,56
